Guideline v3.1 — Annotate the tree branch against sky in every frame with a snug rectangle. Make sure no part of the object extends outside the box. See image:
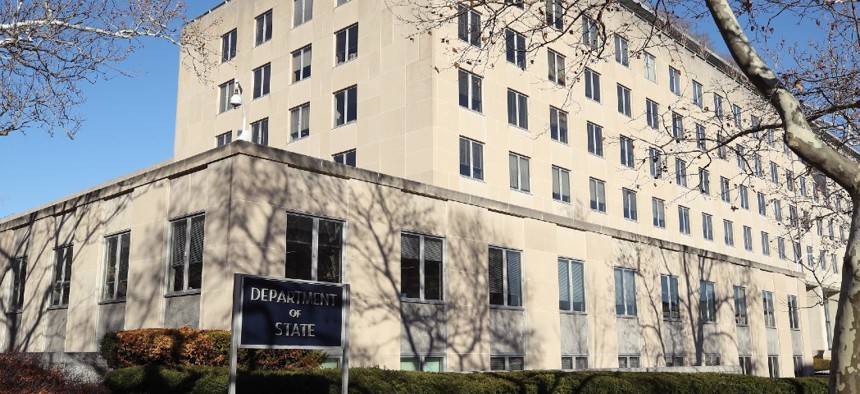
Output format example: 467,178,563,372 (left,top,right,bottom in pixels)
0,0,213,138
